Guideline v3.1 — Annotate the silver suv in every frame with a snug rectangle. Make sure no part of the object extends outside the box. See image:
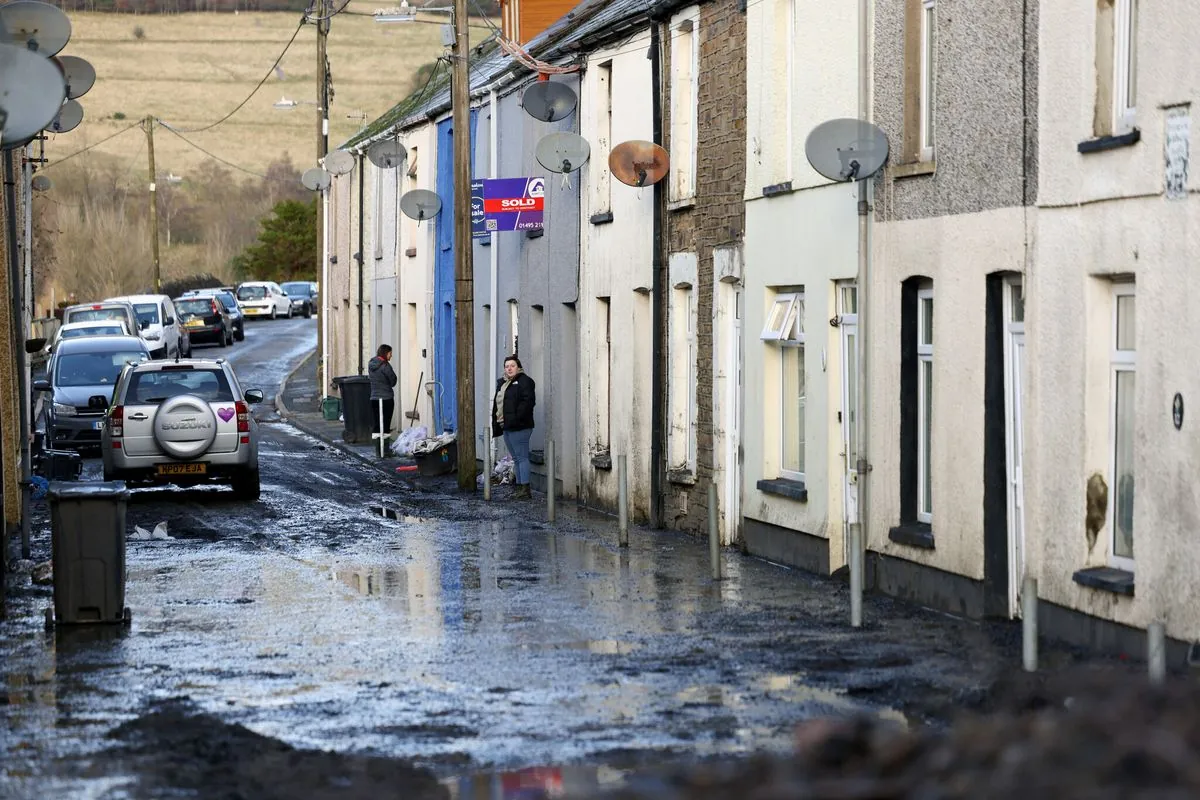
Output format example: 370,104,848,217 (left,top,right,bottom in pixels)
101,358,265,500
